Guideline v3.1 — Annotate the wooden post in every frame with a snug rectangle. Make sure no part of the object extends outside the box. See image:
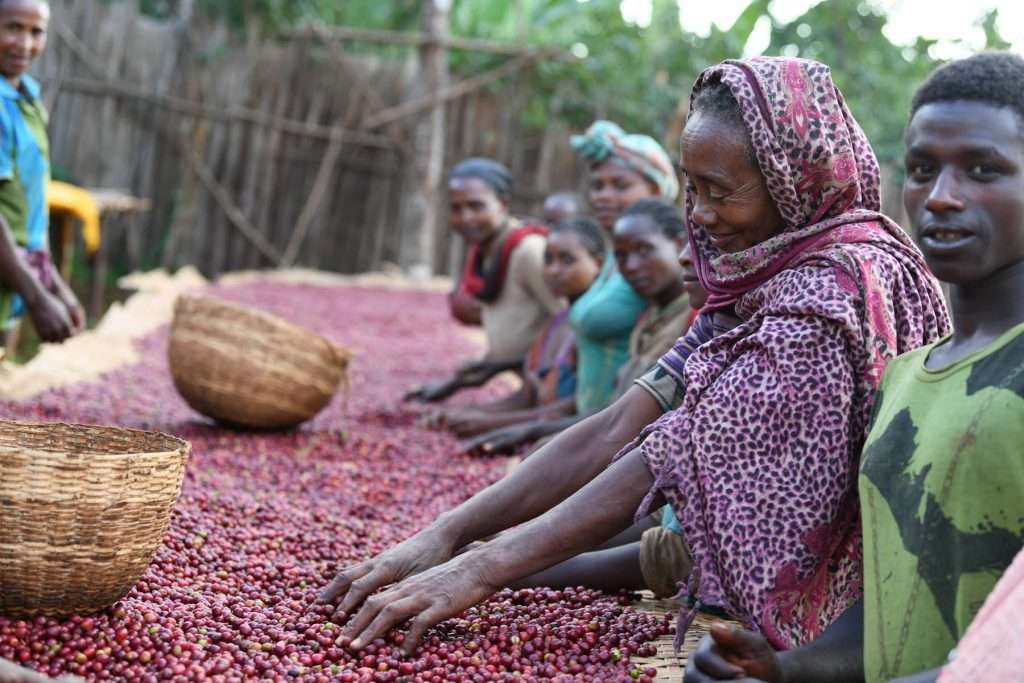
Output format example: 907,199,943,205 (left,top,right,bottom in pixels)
398,0,450,278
